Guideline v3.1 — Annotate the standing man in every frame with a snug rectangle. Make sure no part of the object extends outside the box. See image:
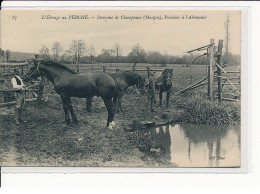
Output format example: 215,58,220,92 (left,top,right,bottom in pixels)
11,67,28,125
146,75,156,112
